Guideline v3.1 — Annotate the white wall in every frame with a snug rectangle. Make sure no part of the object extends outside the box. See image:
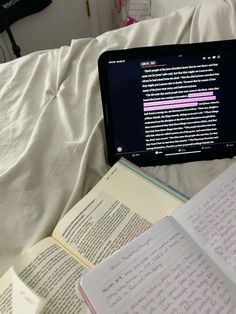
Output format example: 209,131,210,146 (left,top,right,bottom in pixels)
1,0,92,58
0,0,114,61
97,0,113,34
